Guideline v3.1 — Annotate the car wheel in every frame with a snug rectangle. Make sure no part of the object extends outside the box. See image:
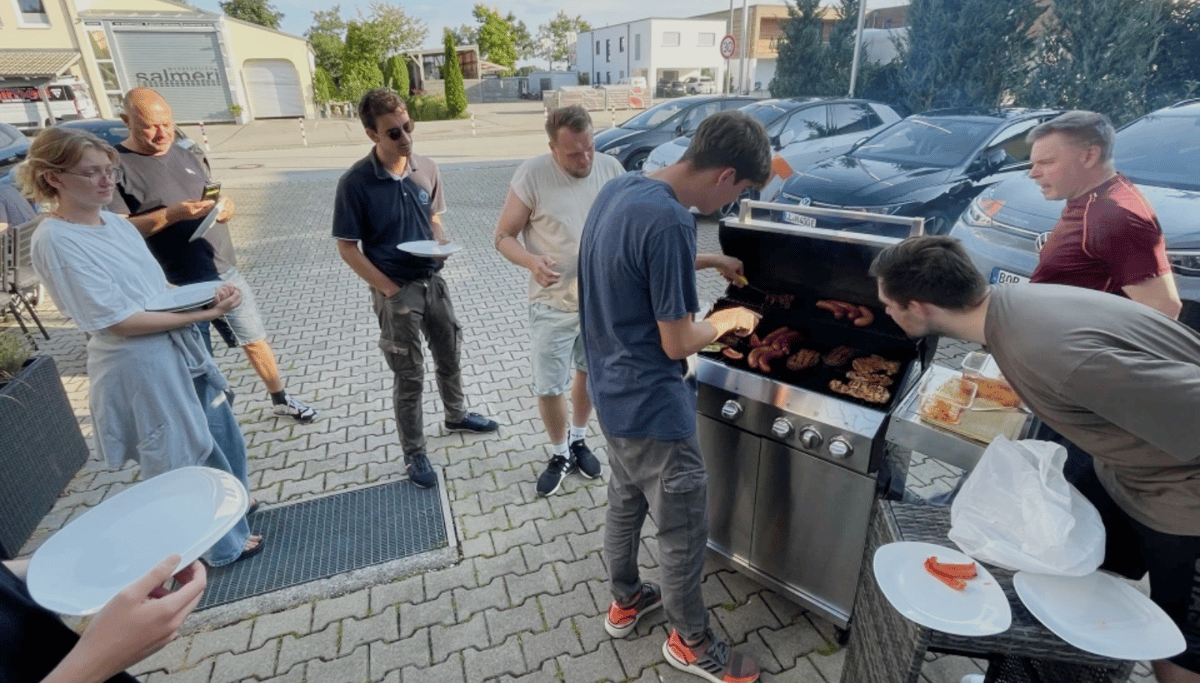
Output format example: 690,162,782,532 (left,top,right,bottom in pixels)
625,151,649,171
922,210,950,235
